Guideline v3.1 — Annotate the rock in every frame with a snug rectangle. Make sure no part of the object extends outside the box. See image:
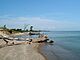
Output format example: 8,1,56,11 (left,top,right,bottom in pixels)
47,40,54,43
